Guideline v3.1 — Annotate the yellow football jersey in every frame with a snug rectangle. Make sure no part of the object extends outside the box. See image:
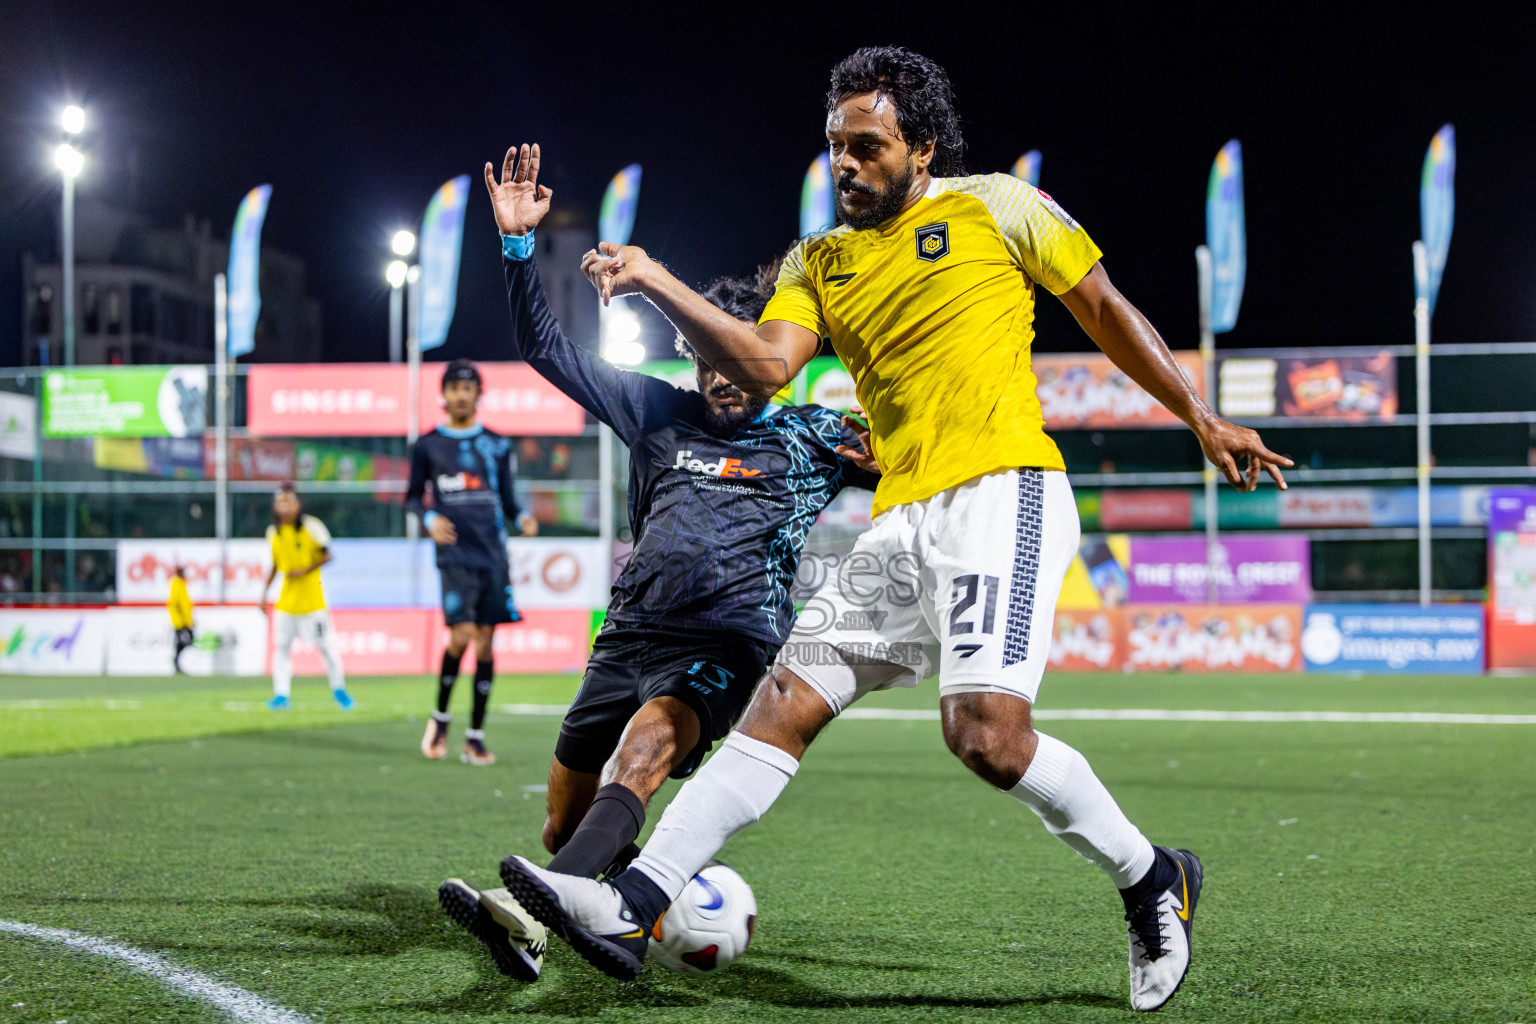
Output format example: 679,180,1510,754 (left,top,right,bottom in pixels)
267,514,332,615
167,576,194,630
763,173,1102,516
